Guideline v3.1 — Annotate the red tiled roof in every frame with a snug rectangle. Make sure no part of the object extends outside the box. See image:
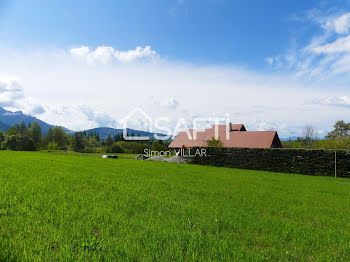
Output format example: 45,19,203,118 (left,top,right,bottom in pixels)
169,124,281,149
